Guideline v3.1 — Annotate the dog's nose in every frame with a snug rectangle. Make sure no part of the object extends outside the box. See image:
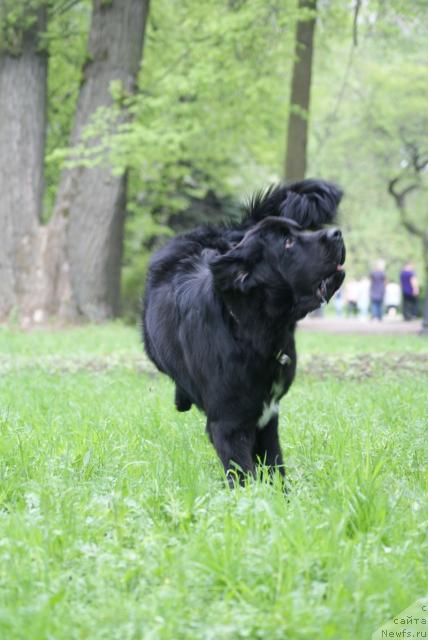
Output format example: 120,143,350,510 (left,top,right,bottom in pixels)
325,228,342,241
